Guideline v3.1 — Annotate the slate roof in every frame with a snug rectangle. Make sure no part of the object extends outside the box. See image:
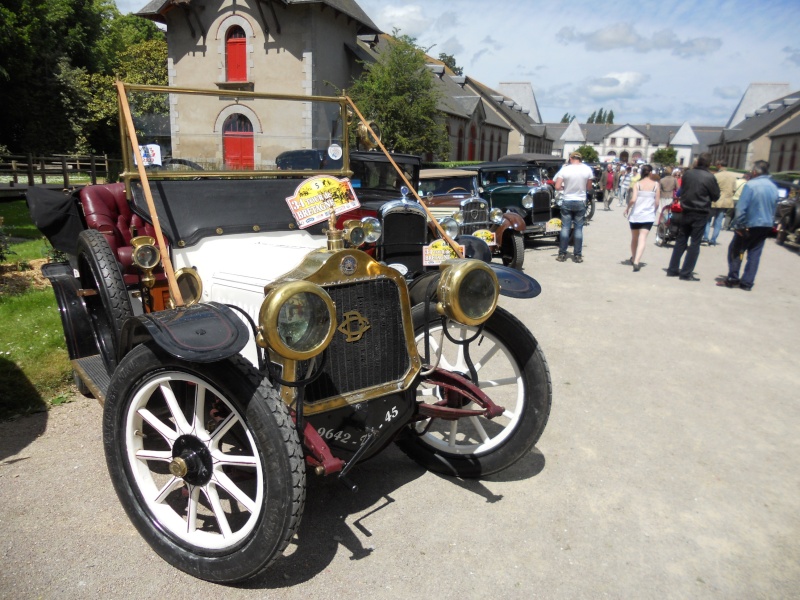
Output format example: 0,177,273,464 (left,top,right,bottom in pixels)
137,0,381,33
720,90,800,143
770,113,800,138
466,77,543,138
